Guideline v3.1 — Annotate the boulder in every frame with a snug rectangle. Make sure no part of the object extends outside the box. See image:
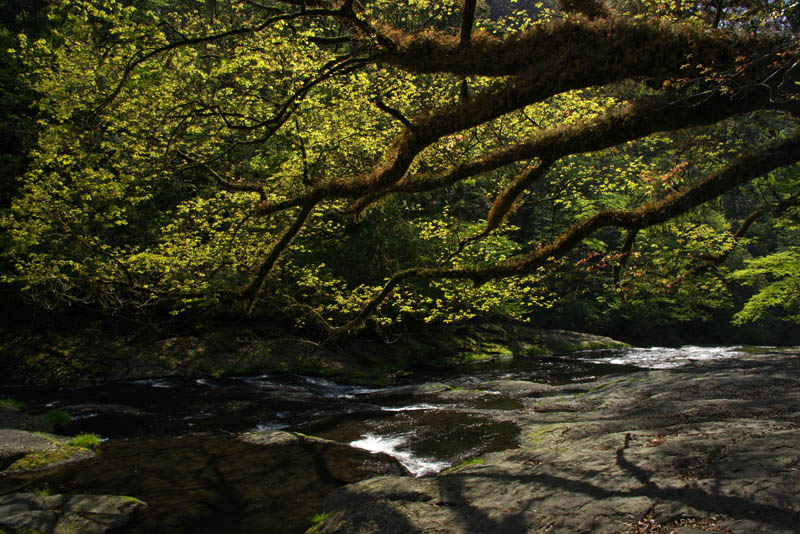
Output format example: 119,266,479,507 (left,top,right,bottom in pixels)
0,492,145,534
0,430,406,534
0,429,94,473
239,430,409,483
